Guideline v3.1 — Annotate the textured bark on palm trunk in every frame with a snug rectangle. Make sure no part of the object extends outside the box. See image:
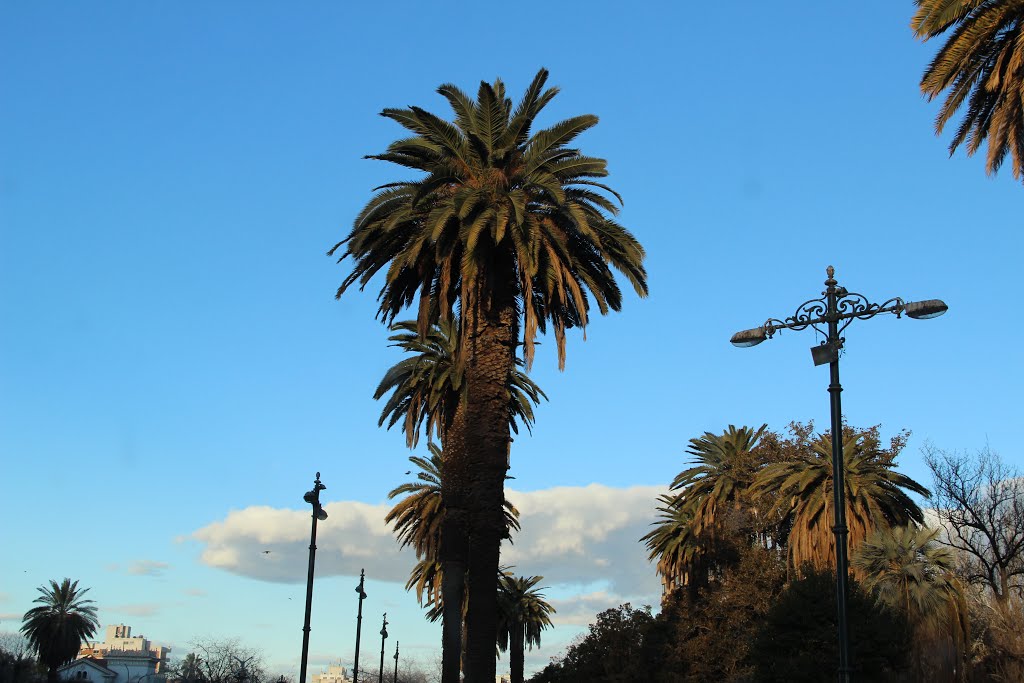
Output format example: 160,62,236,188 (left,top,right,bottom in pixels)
462,286,516,682
440,396,471,683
